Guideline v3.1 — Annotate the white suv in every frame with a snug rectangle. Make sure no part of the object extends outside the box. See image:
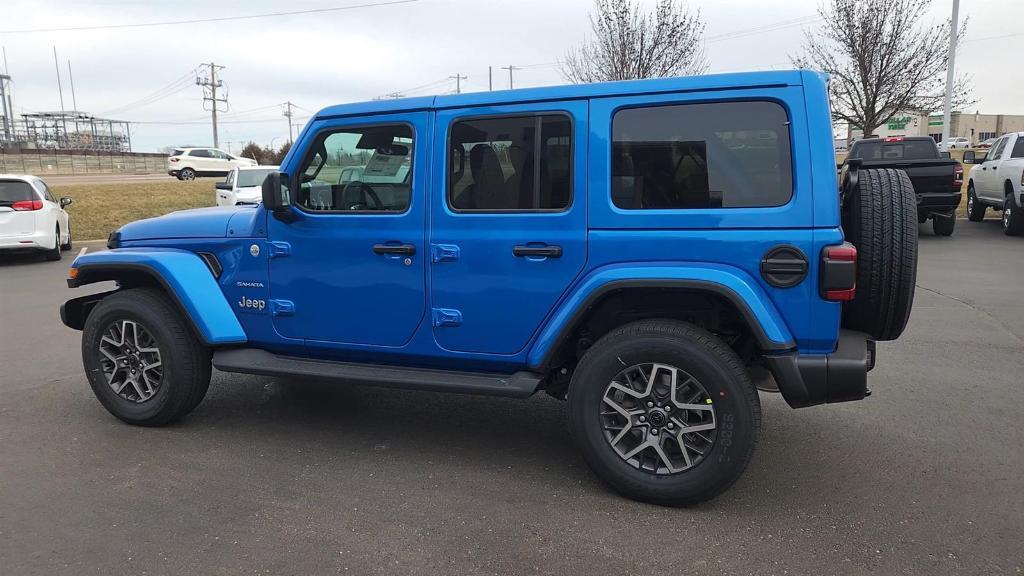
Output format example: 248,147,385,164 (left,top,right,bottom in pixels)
0,174,72,260
215,166,279,206
167,147,257,180
942,136,972,150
